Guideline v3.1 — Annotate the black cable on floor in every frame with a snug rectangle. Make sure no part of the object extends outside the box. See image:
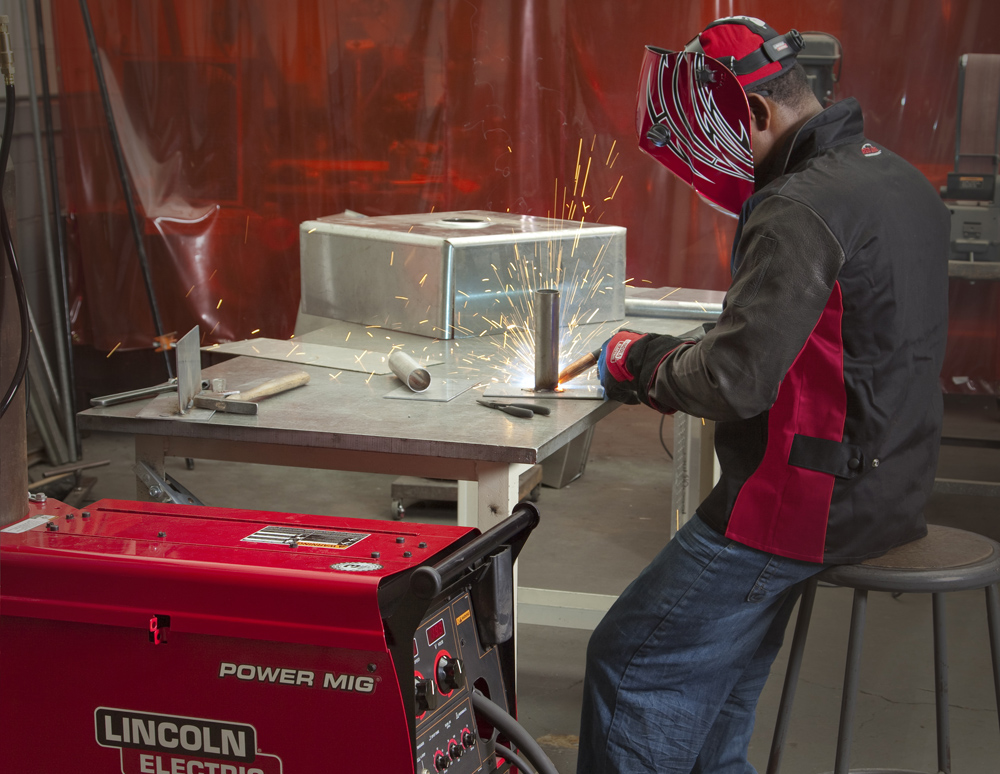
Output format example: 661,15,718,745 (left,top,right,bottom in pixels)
495,741,536,774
